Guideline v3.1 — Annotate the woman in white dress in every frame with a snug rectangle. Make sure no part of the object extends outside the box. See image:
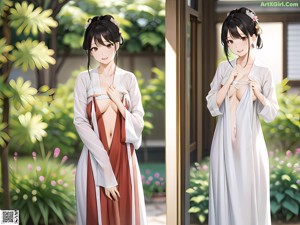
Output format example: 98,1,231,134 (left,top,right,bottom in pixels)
73,15,147,225
206,7,279,225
